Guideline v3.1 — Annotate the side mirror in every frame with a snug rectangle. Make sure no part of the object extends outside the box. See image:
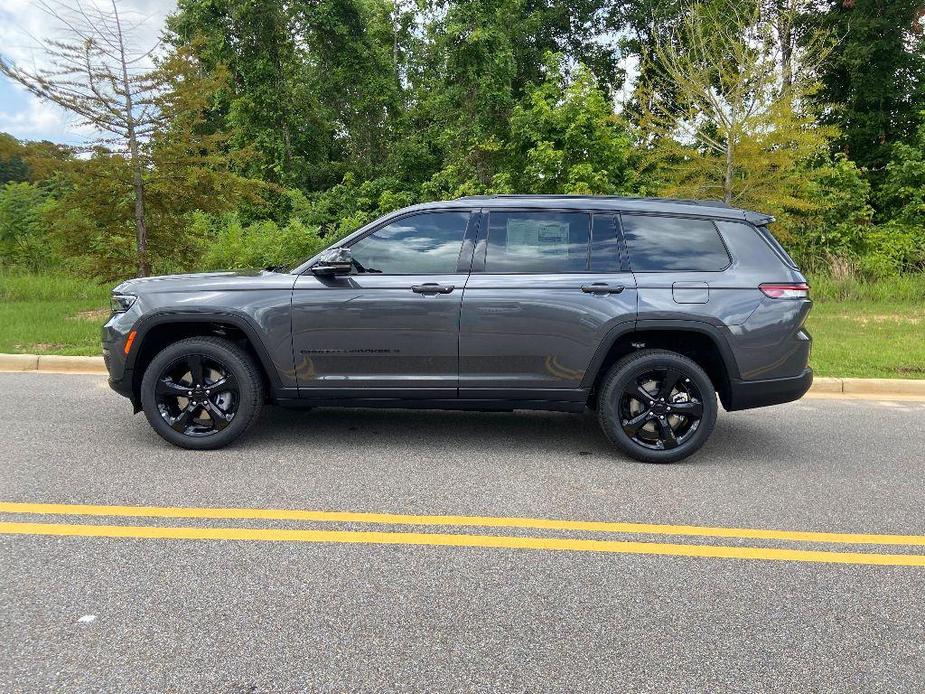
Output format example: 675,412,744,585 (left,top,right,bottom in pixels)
311,247,353,276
